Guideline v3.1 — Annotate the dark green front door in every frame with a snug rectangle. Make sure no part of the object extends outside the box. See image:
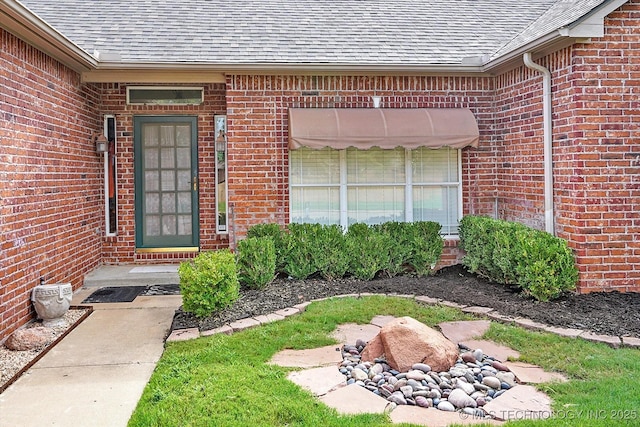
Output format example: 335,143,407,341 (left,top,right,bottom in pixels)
134,116,199,250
